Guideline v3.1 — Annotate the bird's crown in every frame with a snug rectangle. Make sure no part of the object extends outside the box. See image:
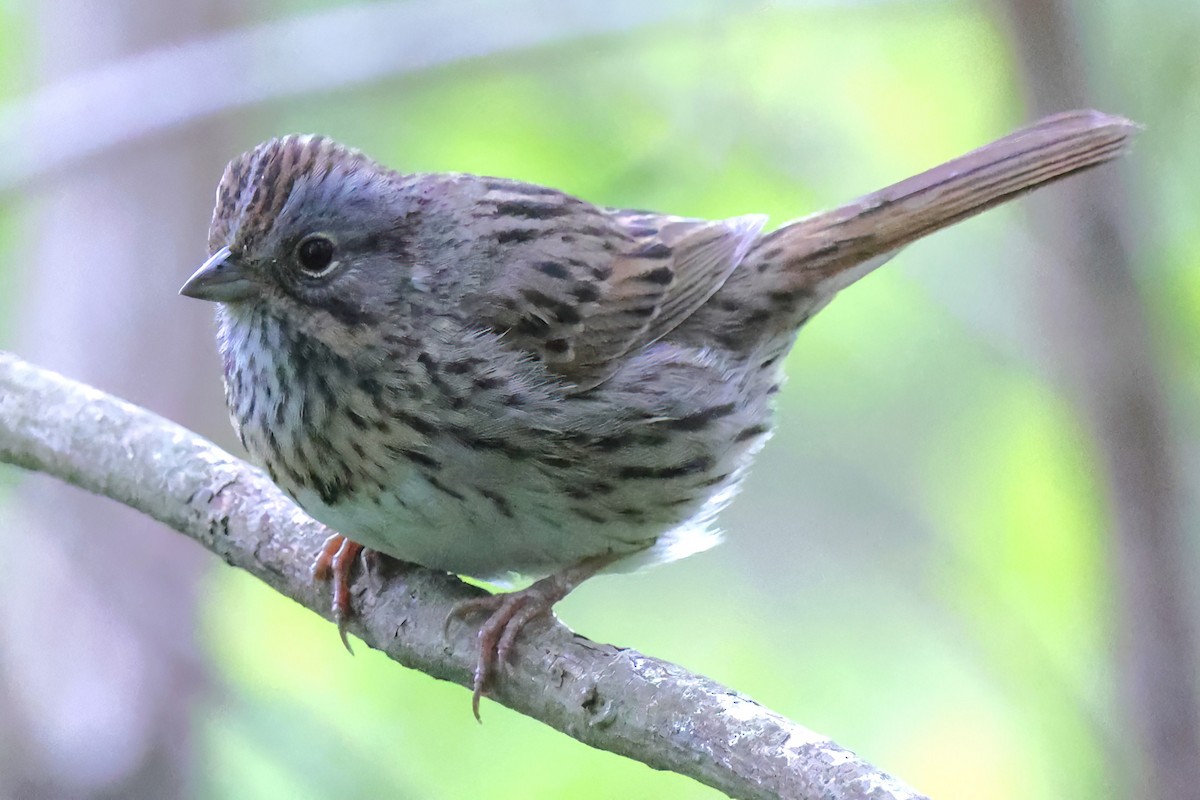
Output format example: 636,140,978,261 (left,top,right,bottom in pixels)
209,134,376,255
